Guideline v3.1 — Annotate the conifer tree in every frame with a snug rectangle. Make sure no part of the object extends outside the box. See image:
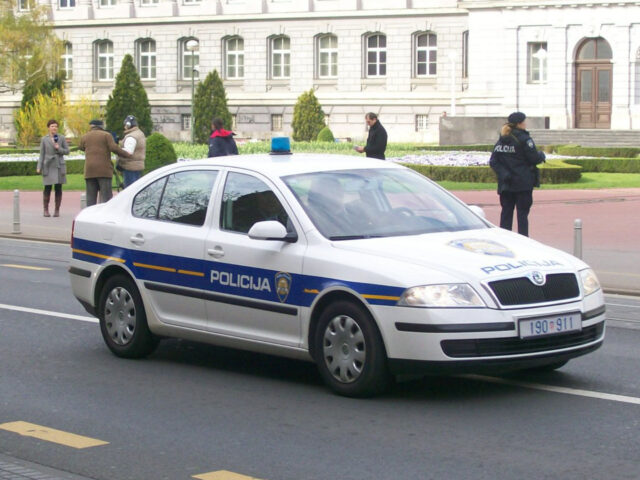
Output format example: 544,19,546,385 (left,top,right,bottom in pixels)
291,89,325,142
193,70,232,144
105,54,153,139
